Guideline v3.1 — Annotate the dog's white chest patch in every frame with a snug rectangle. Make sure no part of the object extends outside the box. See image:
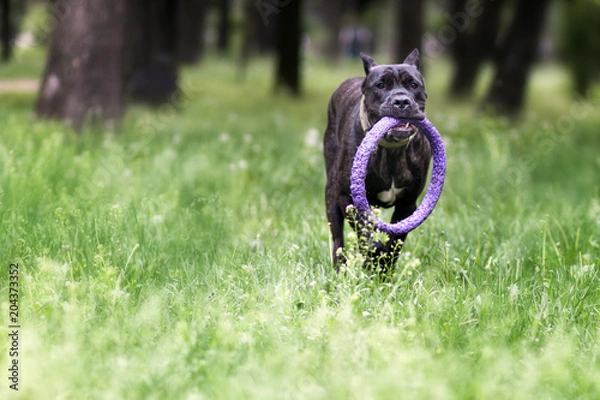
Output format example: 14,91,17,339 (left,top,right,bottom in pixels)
377,180,405,206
